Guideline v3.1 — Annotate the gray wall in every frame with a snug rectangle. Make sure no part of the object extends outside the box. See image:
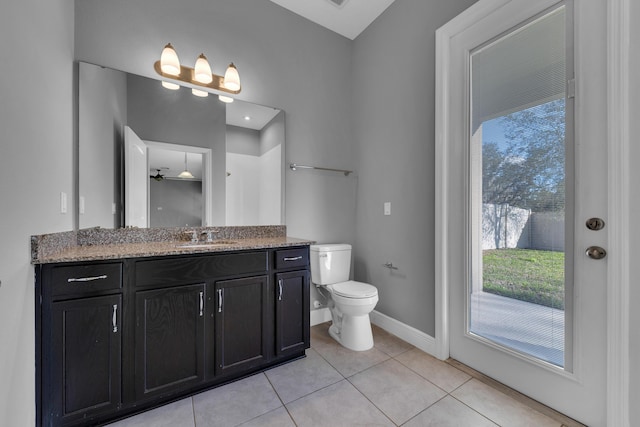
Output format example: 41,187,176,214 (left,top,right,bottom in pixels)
0,1,75,425
227,125,260,156
630,0,640,422
75,0,356,245
150,179,202,227
351,0,477,335
260,112,285,155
